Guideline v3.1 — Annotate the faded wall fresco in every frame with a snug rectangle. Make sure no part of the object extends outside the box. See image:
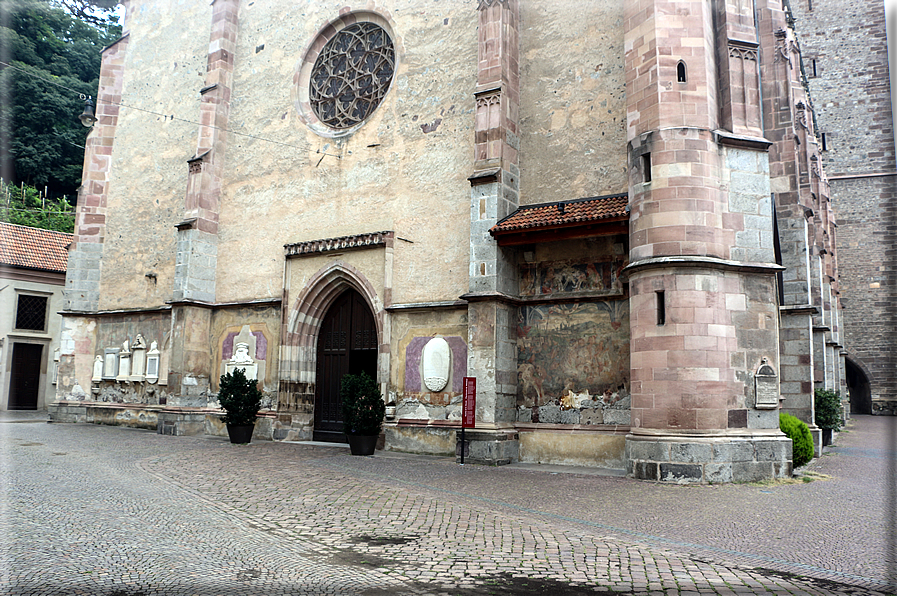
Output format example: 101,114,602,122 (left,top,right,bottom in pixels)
520,256,626,297
517,300,630,425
